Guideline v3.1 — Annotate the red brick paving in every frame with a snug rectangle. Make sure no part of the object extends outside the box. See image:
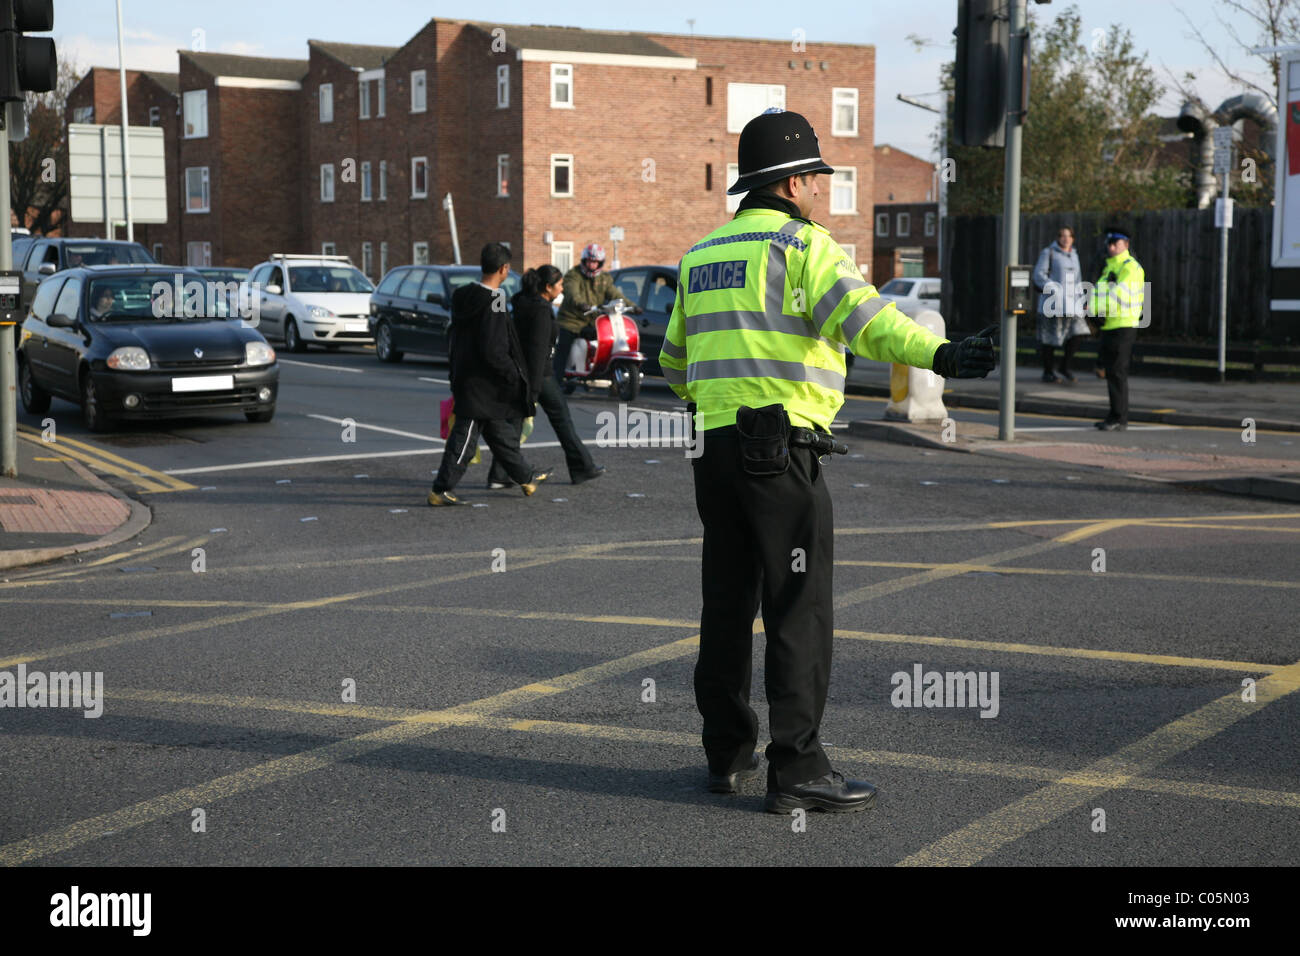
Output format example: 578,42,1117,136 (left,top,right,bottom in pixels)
0,488,131,535
991,442,1300,477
